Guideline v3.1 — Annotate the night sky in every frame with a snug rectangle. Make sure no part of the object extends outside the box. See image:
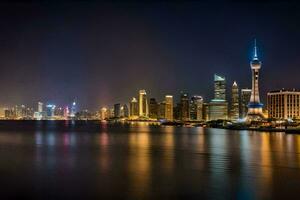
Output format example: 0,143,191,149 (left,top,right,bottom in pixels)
0,0,300,110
